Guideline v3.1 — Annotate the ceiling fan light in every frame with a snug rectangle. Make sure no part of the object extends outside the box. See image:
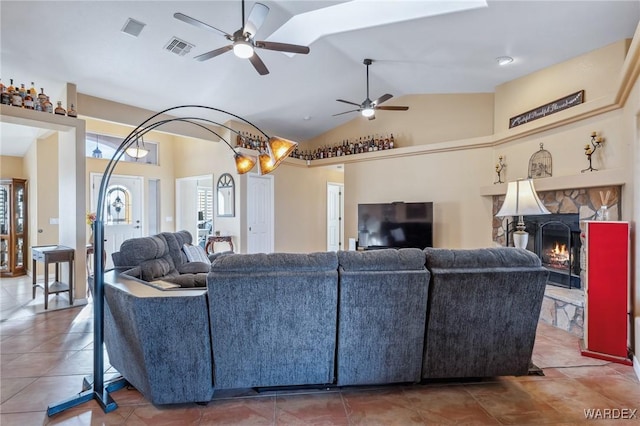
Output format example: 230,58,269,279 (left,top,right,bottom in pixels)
233,40,254,58
234,152,256,174
361,108,375,118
